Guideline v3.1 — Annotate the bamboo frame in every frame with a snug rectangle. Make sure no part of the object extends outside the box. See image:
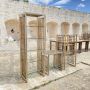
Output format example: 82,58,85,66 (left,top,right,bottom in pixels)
56,35,66,70
41,50,64,75
19,13,46,82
